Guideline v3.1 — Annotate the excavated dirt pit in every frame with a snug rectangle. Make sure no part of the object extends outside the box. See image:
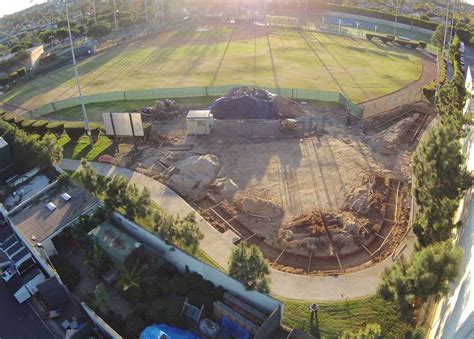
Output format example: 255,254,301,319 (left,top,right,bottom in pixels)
133,101,427,274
